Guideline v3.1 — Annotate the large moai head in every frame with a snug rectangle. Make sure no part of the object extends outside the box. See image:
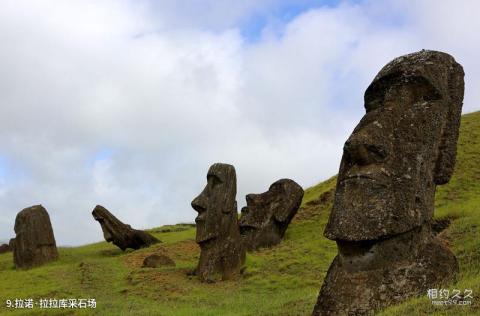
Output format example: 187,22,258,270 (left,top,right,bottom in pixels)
13,205,59,269
239,179,304,251
191,163,244,282
325,50,465,241
191,163,238,244
313,50,464,315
